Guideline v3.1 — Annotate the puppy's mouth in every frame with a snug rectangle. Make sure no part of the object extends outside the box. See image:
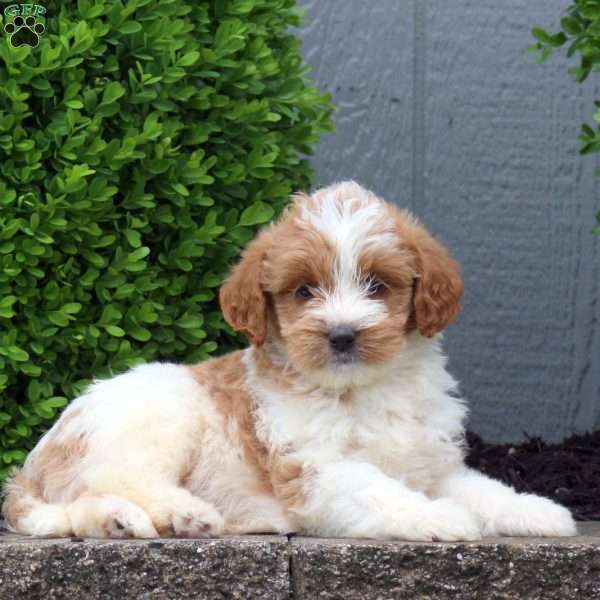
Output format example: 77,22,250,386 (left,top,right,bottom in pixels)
303,345,390,391
329,350,359,368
